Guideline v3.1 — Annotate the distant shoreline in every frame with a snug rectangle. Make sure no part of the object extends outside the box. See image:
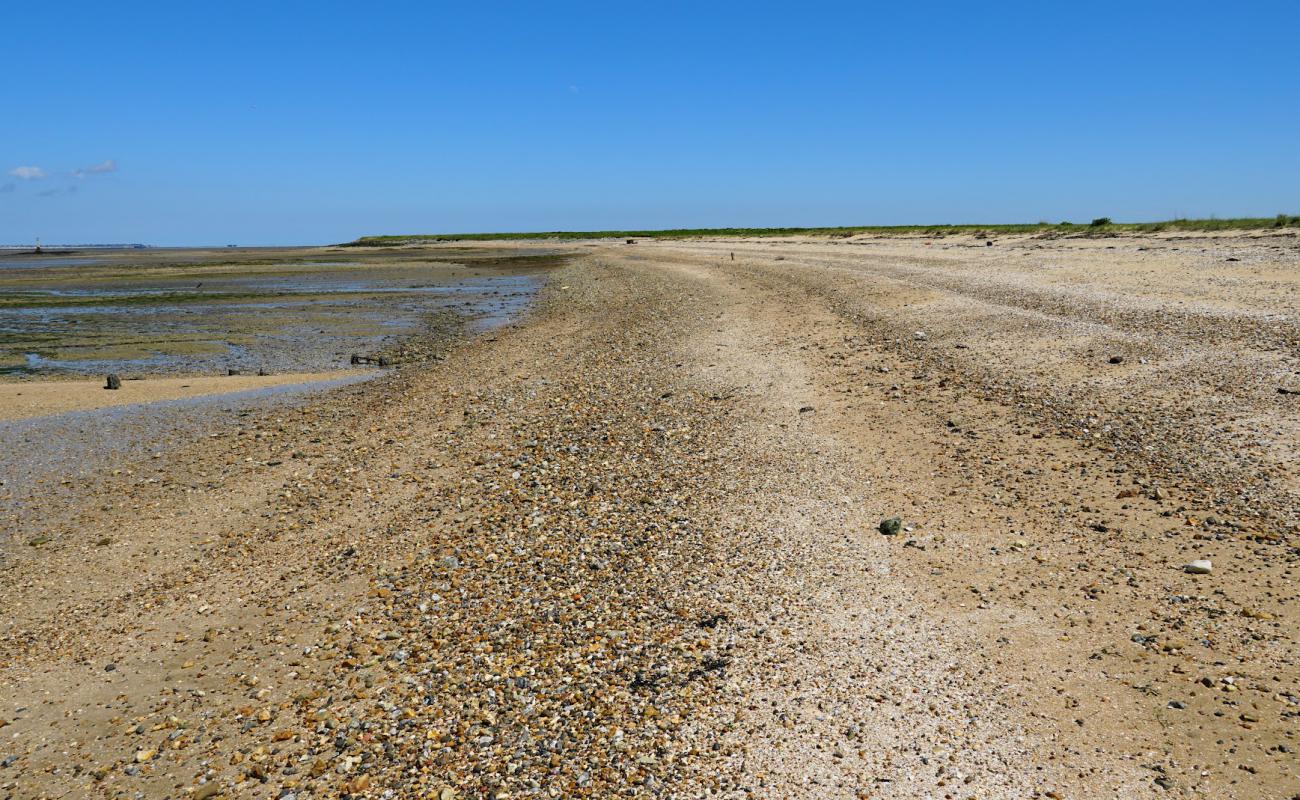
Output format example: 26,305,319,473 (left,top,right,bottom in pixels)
348,214,1300,245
